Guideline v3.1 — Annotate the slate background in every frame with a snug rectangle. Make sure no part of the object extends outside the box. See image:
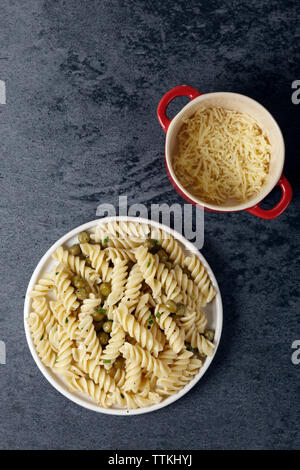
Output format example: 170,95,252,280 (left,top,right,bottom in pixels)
0,0,299,450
